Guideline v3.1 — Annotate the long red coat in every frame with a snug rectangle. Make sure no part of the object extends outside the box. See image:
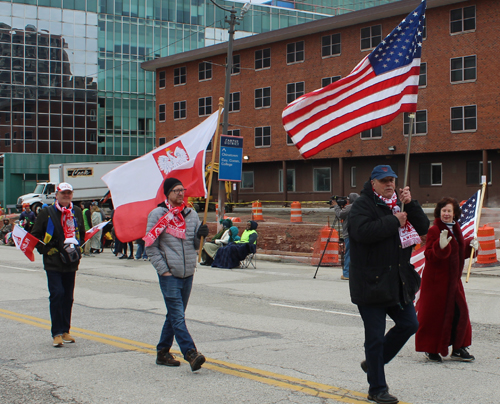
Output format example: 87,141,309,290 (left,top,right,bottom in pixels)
415,218,472,356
